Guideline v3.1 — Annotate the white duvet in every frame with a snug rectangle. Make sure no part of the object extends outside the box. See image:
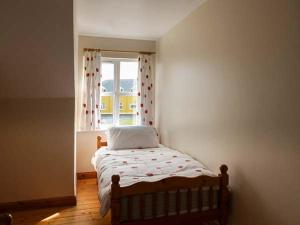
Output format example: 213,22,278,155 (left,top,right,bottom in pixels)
91,145,216,217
